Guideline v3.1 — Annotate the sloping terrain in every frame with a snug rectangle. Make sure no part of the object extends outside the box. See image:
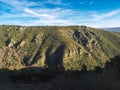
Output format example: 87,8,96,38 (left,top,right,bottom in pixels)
0,25,120,70
102,27,120,32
